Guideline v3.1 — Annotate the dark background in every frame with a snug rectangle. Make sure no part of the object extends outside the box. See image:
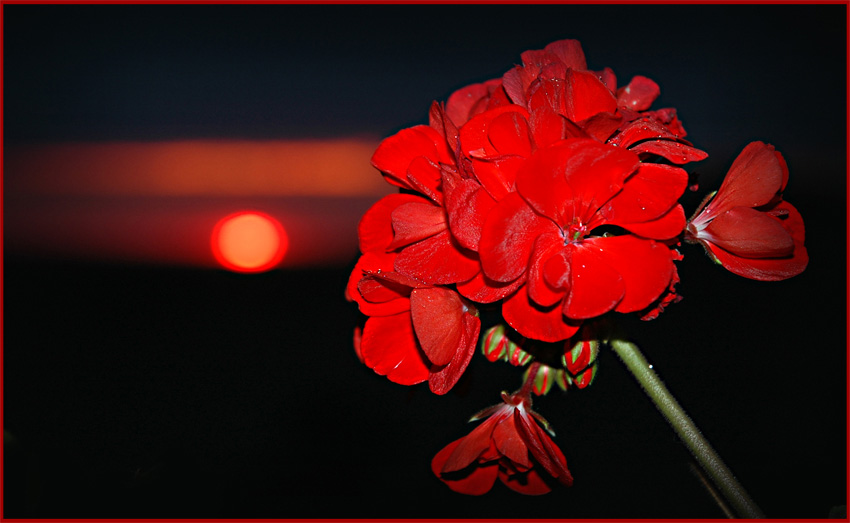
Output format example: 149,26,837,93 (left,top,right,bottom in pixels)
3,3,847,519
